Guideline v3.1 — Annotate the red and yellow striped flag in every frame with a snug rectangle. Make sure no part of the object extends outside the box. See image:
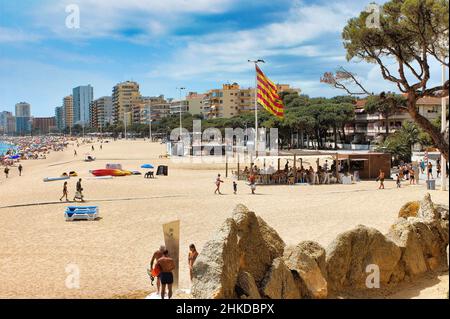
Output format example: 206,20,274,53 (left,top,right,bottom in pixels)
256,65,284,119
